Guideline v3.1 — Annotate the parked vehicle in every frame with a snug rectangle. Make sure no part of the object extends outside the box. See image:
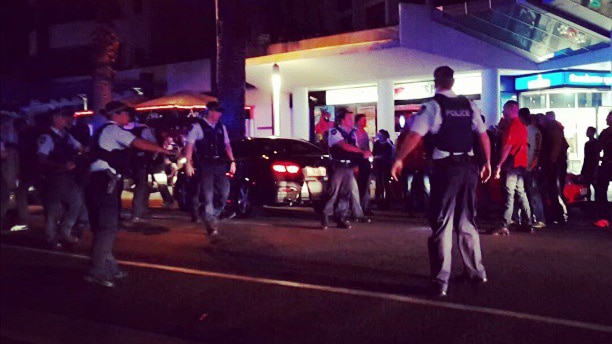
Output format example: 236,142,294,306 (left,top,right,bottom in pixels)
174,137,329,218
